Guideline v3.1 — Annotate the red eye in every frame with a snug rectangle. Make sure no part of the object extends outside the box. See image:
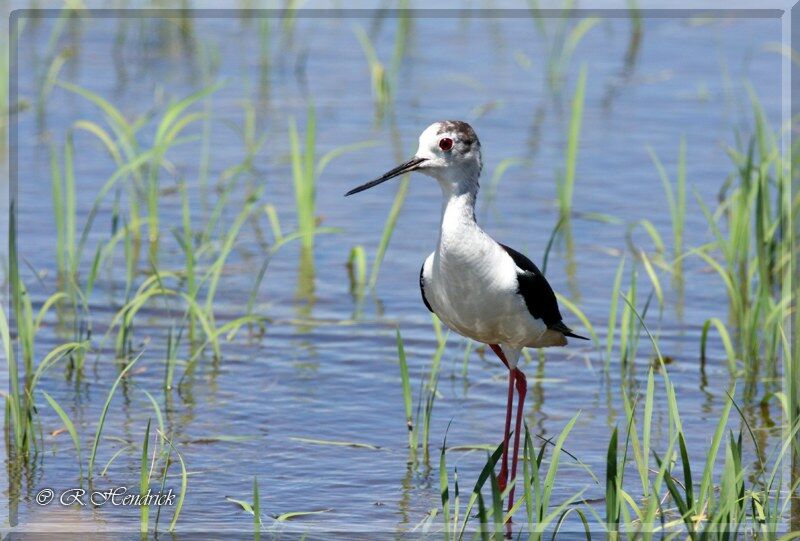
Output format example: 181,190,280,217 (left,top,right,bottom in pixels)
439,137,453,151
